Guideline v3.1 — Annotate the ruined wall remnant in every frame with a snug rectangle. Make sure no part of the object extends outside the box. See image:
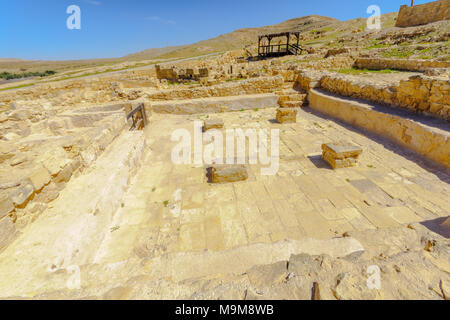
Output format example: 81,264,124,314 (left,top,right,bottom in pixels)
146,75,284,101
296,70,450,121
395,0,450,27
155,65,209,82
355,57,450,73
